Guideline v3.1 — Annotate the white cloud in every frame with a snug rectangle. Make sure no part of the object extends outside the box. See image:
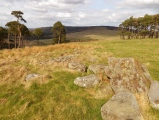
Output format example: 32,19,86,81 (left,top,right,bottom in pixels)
78,12,86,18
118,0,159,10
57,13,71,18
61,0,90,4
0,0,159,28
